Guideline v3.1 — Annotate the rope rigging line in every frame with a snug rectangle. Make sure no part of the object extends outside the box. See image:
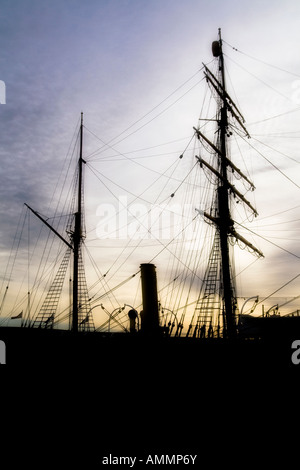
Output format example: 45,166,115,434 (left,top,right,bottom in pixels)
223,39,300,79
279,294,300,311
94,149,186,163
4,142,79,323
86,134,199,190
149,214,201,265
89,271,140,307
85,166,170,279
87,163,153,205
52,269,140,327
25,244,69,326
88,133,202,315
0,205,27,310
12,123,89,327
95,305,128,333
14,207,54,325
162,143,206,315
256,217,300,228
111,207,200,286
224,53,293,103
248,105,300,126
259,204,300,221
91,135,193,162
85,132,197,239
252,130,300,138
0,206,29,322
83,243,121,310
84,134,200,283
46,118,81,231
240,135,300,190
87,152,201,219
235,220,300,259
161,160,199,203
23,207,72,324
251,136,300,165
257,273,300,309
85,69,205,160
